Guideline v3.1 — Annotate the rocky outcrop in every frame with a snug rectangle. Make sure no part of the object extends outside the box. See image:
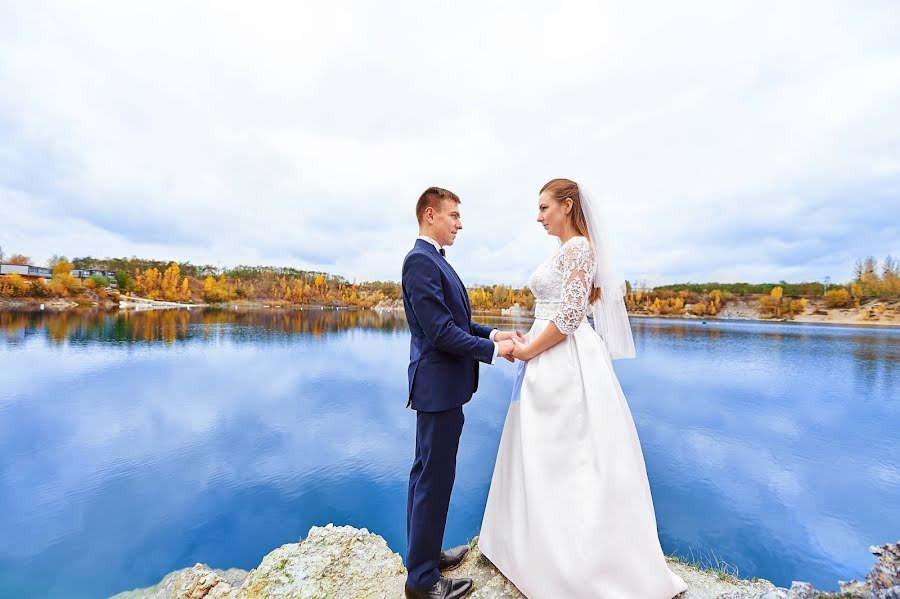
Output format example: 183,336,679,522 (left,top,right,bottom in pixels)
500,303,530,318
111,526,898,599
110,566,248,599
373,299,404,312
868,542,900,598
